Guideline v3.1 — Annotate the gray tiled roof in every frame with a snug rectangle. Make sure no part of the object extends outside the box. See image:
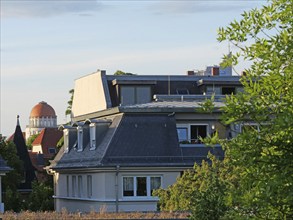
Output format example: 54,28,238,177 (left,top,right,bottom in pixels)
51,114,223,170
